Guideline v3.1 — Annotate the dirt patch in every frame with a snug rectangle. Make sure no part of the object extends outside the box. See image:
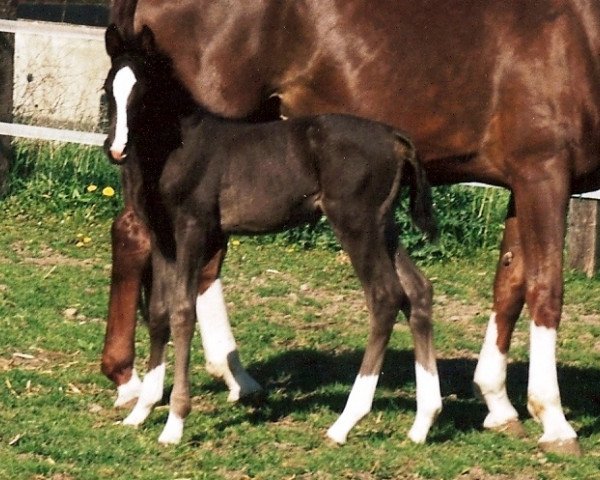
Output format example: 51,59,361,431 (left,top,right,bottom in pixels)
10,241,94,268
455,465,564,480
32,475,75,480
455,466,515,480
0,348,80,372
